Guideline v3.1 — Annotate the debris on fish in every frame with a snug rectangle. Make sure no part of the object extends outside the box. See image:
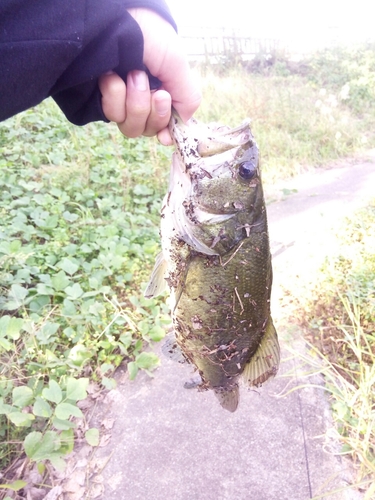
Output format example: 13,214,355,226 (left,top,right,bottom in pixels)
145,111,280,412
